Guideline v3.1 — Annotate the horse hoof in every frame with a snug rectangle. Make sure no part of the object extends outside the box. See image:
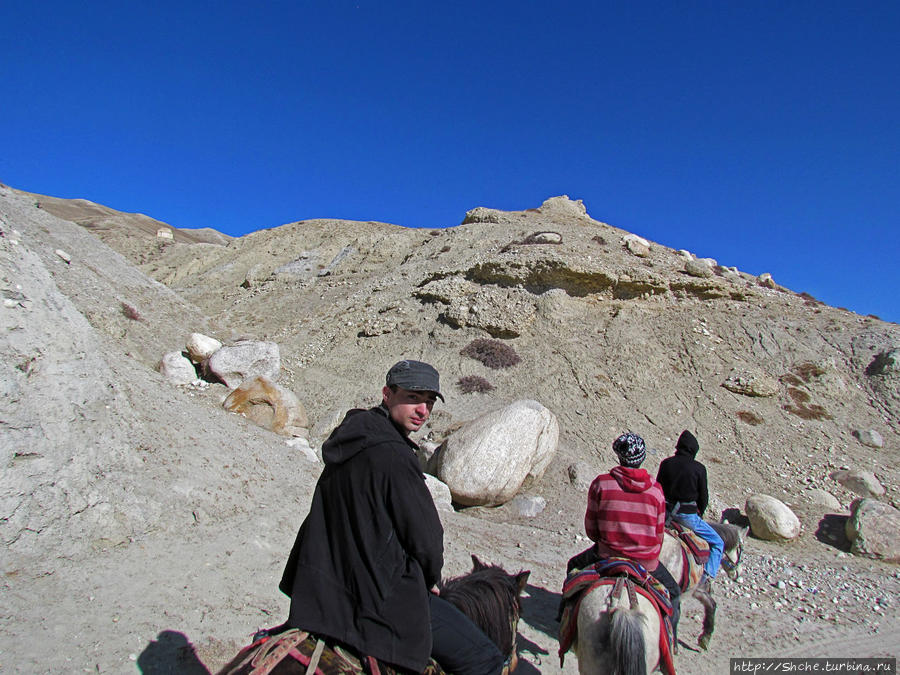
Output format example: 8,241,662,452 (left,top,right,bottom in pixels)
698,634,711,650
